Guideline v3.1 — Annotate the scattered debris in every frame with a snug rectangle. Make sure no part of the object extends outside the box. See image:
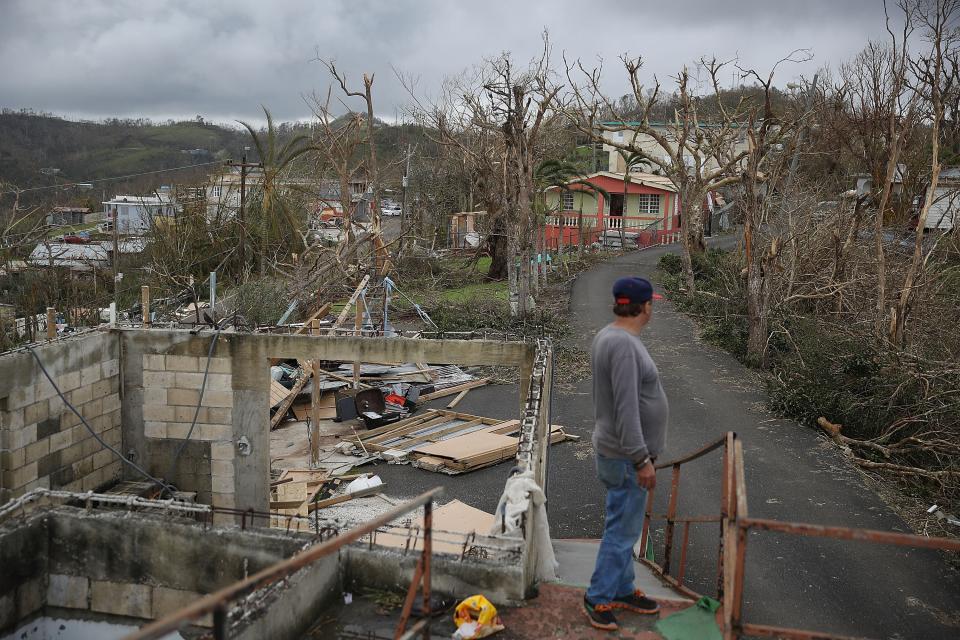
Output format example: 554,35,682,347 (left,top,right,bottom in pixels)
378,499,496,556
453,594,504,639
348,409,572,474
